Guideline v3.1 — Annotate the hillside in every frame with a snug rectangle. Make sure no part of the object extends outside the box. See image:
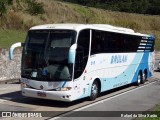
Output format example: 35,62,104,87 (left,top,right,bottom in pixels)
0,0,160,50
59,0,160,15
